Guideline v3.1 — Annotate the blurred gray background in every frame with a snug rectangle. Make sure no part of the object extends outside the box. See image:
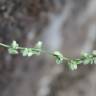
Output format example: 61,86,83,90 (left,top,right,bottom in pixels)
0,0,96,96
